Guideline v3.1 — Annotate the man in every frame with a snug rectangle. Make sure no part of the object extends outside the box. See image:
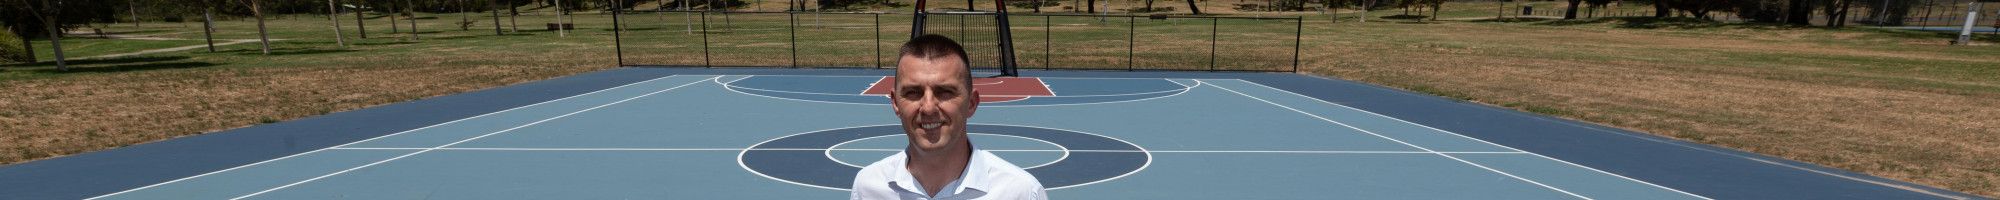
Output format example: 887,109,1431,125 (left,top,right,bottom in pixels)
851,35,1047,200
